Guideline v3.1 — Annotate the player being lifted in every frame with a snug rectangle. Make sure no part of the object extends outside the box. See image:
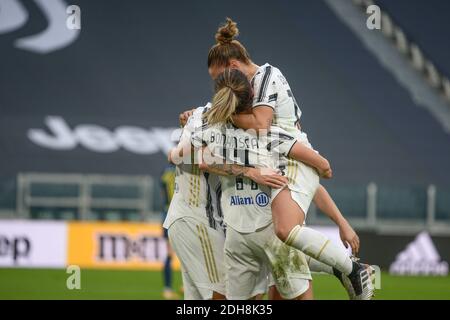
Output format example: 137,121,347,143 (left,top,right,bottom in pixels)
166,102,292,300
195,68,373,300
187,18,373,299
171,97,333,300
